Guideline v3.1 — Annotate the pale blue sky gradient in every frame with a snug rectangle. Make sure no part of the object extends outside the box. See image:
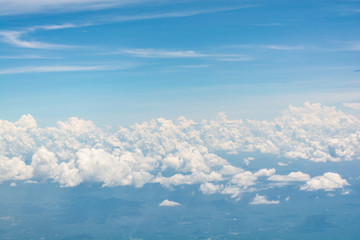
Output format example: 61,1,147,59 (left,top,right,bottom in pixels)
0,0,359,126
